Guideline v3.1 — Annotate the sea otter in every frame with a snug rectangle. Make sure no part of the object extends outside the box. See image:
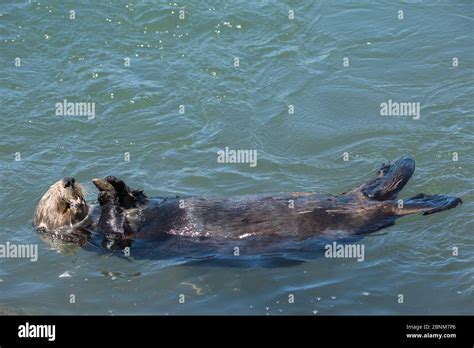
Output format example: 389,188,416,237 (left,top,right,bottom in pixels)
33,156,462,255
